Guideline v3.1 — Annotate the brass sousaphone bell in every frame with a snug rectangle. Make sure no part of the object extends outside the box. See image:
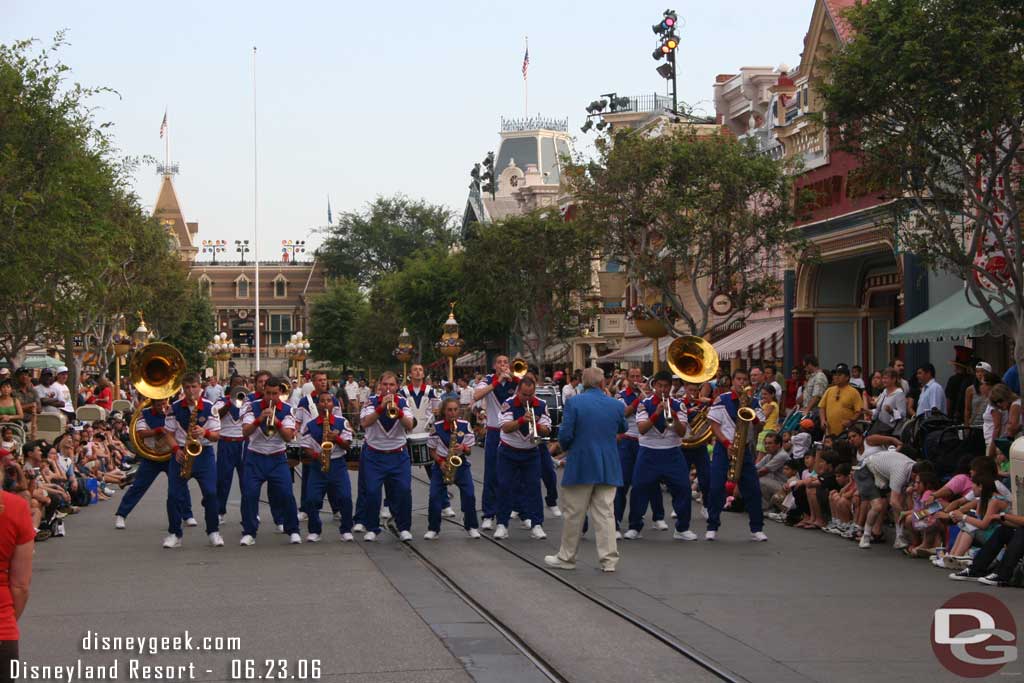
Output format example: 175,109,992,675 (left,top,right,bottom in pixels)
666,336,720,448
128,342,187,462
510,358,530,380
